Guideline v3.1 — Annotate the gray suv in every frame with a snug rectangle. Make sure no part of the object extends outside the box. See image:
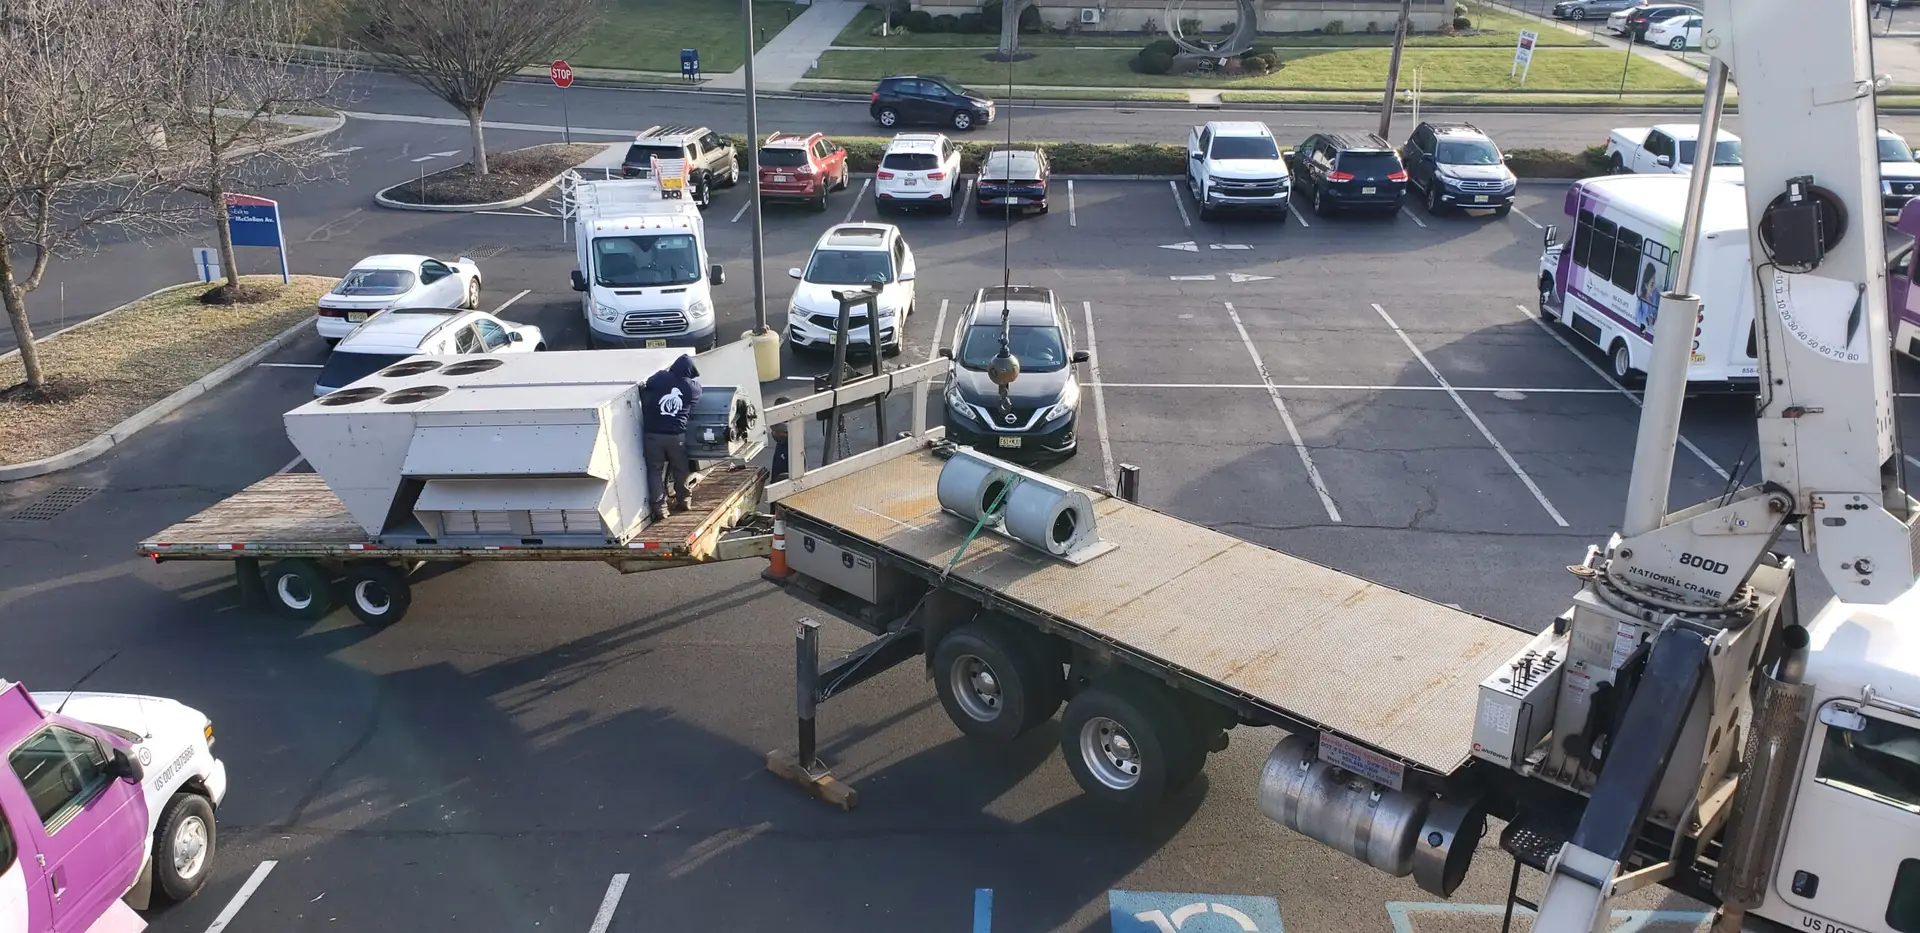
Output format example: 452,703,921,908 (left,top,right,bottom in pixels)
1551,0,1636,19
621,125,741,209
